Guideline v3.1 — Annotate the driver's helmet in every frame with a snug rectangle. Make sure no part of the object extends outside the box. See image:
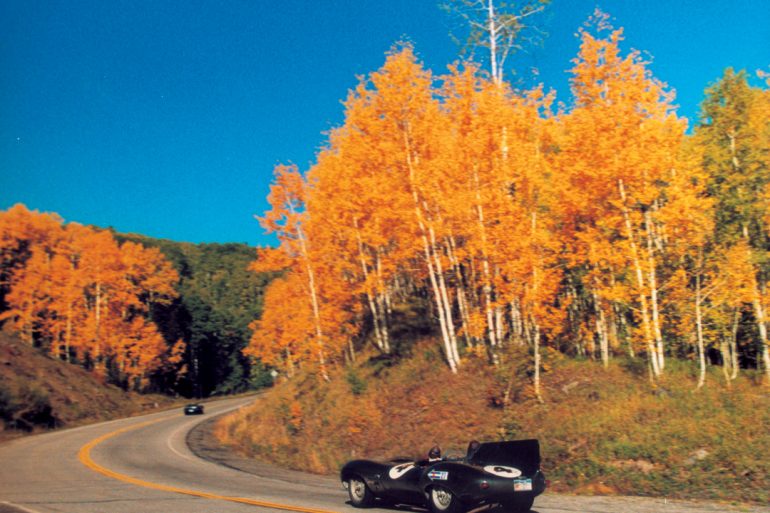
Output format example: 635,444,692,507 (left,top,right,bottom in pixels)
428,445,442,461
